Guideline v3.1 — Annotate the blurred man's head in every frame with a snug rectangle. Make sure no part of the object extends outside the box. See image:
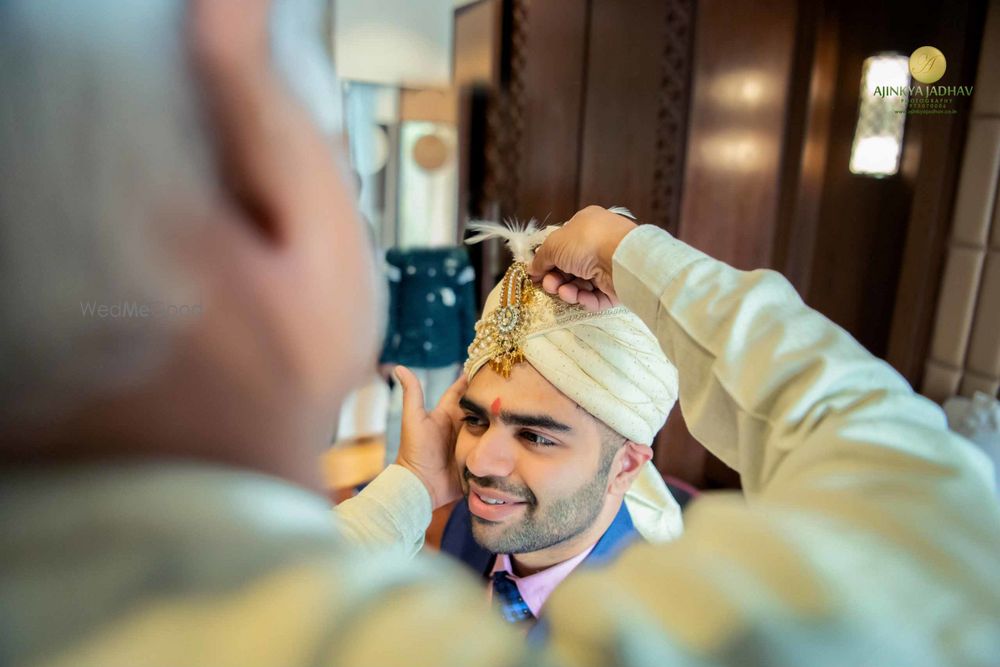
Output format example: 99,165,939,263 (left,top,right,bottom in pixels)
0,0,378,487
455,255,678,568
